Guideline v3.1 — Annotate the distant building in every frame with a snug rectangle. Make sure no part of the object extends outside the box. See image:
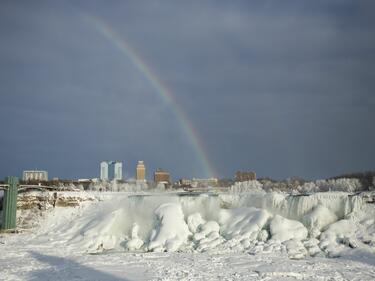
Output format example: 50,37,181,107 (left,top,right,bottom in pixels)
23,170,48,181
78,179,91,183
100,161,123,181
178,178,192,187
109,161,122,180
235,171,256,182
191,178,218,187
154,169,170,183
100,161,109,180
136,161,146,181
